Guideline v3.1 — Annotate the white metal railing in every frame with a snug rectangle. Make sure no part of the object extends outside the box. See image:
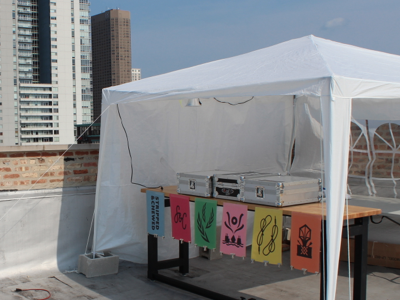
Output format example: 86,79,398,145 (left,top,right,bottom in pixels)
18,52,33,57
18,1,31,6
18,38,32,43
19,45,32,50
18,15,32,21
18,30,32,35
